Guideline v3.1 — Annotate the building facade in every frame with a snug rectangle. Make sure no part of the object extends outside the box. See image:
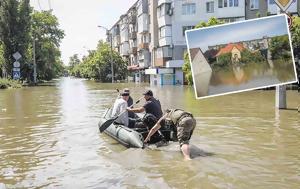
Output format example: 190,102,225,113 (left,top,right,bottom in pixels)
106,0,297,85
